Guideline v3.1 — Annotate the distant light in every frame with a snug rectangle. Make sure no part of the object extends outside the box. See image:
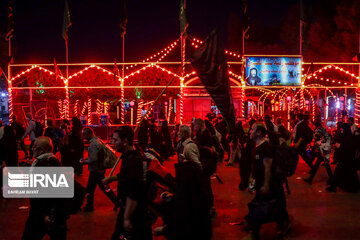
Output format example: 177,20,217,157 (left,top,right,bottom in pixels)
336,99,340,109
1,93,5,97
